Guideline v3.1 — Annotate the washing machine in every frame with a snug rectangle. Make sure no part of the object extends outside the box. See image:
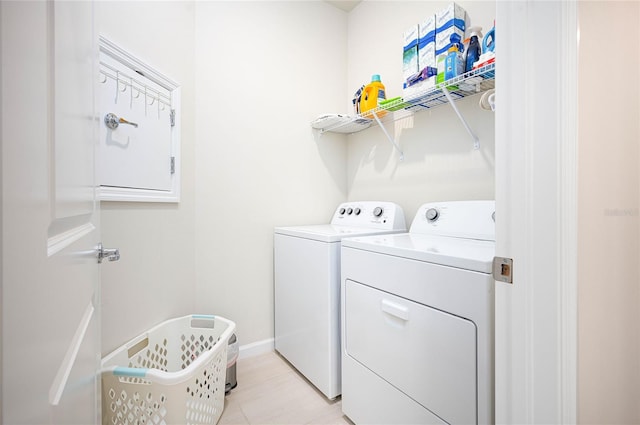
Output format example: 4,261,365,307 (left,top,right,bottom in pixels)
274,201,406,399
341,200,495,424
